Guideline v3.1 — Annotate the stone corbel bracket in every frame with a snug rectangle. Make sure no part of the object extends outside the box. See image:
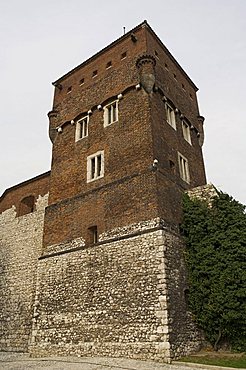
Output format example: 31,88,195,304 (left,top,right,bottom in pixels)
136,54,156,94
47,110,58,143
